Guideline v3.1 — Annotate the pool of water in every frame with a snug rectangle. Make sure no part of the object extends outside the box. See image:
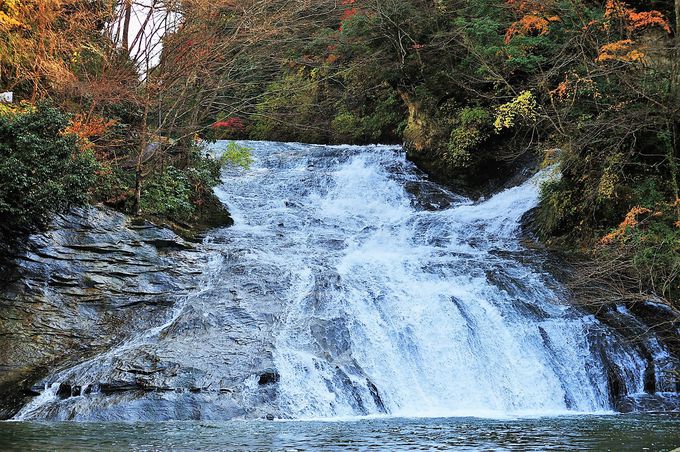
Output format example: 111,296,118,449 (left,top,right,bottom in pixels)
2,414,680,451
